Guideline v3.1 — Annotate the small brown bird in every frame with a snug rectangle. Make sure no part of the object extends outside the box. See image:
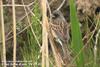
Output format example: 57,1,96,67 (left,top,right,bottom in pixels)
50,11,69,43
49,10,71,65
